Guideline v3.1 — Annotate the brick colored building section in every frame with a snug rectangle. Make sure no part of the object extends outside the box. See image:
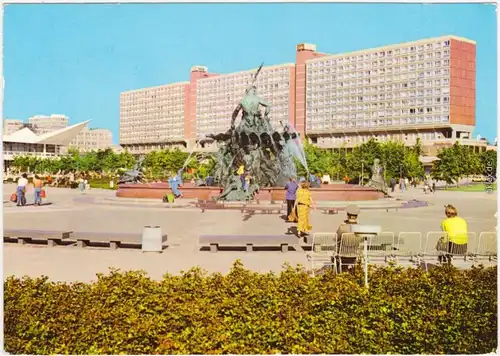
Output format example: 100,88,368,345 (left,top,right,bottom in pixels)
450,39,476,127
294,44,327,137
187,67,219,147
